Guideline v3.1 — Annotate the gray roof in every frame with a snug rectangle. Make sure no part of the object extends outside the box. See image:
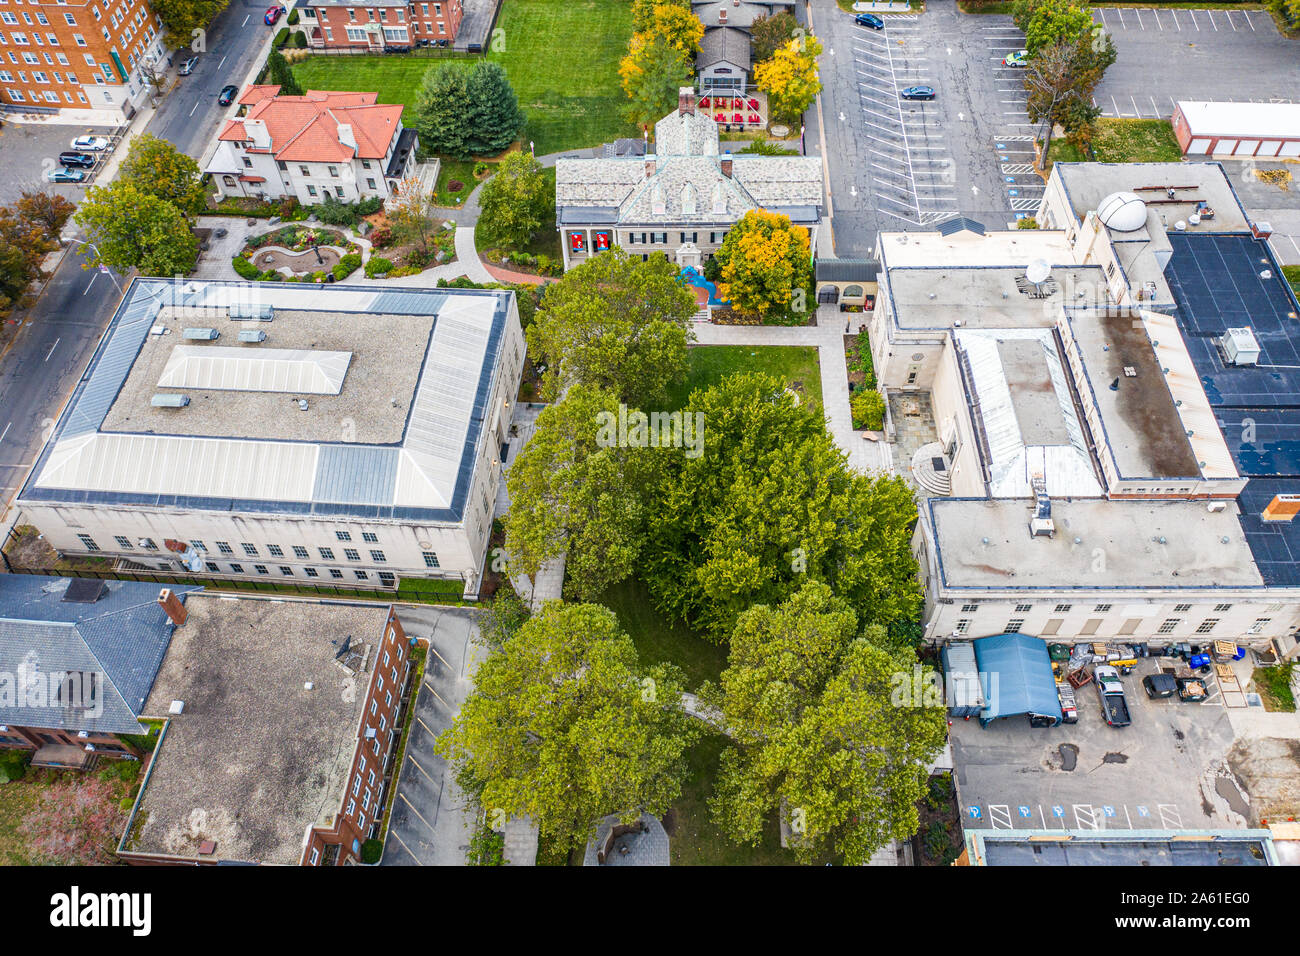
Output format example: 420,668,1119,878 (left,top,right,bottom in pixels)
19,280,513,524
816,258,881,282
697,27,751,71
0,575,193,735
602,138,647,158
693,0,794,31
936,216,986,237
